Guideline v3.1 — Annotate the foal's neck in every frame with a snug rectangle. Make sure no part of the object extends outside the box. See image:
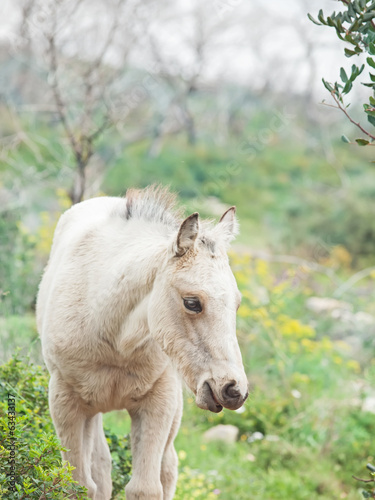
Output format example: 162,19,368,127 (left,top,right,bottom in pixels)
111,221,172,354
